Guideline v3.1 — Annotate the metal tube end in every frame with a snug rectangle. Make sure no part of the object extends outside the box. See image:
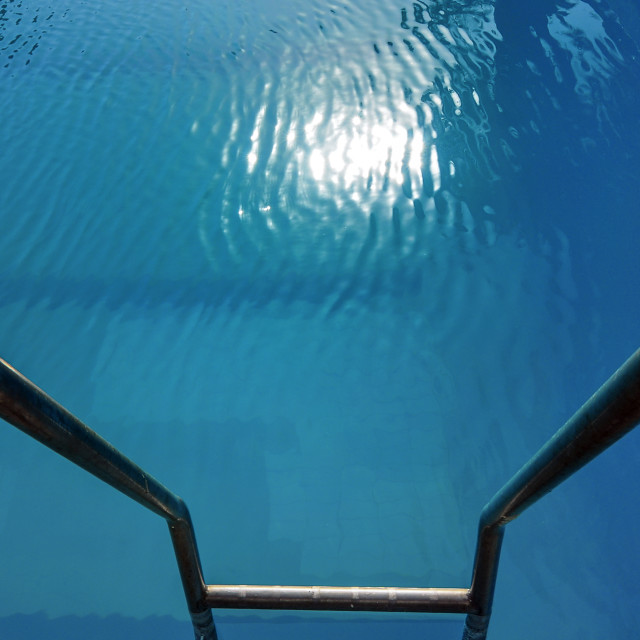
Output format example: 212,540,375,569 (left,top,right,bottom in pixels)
190,609,217,640
461,613,491,640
